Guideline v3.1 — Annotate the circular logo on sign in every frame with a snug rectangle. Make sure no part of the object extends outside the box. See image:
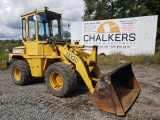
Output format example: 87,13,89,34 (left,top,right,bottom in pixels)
97,21,120,33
